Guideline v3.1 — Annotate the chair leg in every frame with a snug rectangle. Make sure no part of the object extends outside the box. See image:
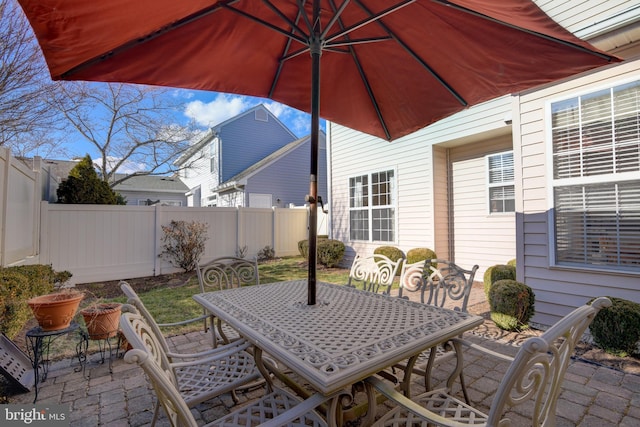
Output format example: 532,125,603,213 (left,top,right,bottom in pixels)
151,400,161,427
